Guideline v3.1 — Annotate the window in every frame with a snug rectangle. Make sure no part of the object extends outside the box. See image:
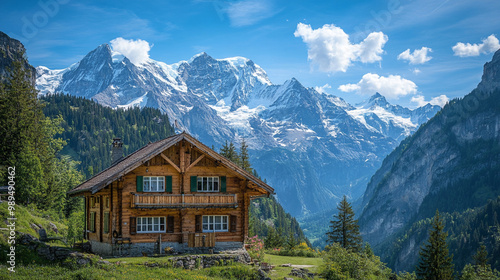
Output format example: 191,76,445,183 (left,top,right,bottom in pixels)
197,177,219,192
90,197,96,208
136,217,166,233
202,215,228,232
103,212,109,233
143,176,165,192
89,212,96,232
105,197,110,208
